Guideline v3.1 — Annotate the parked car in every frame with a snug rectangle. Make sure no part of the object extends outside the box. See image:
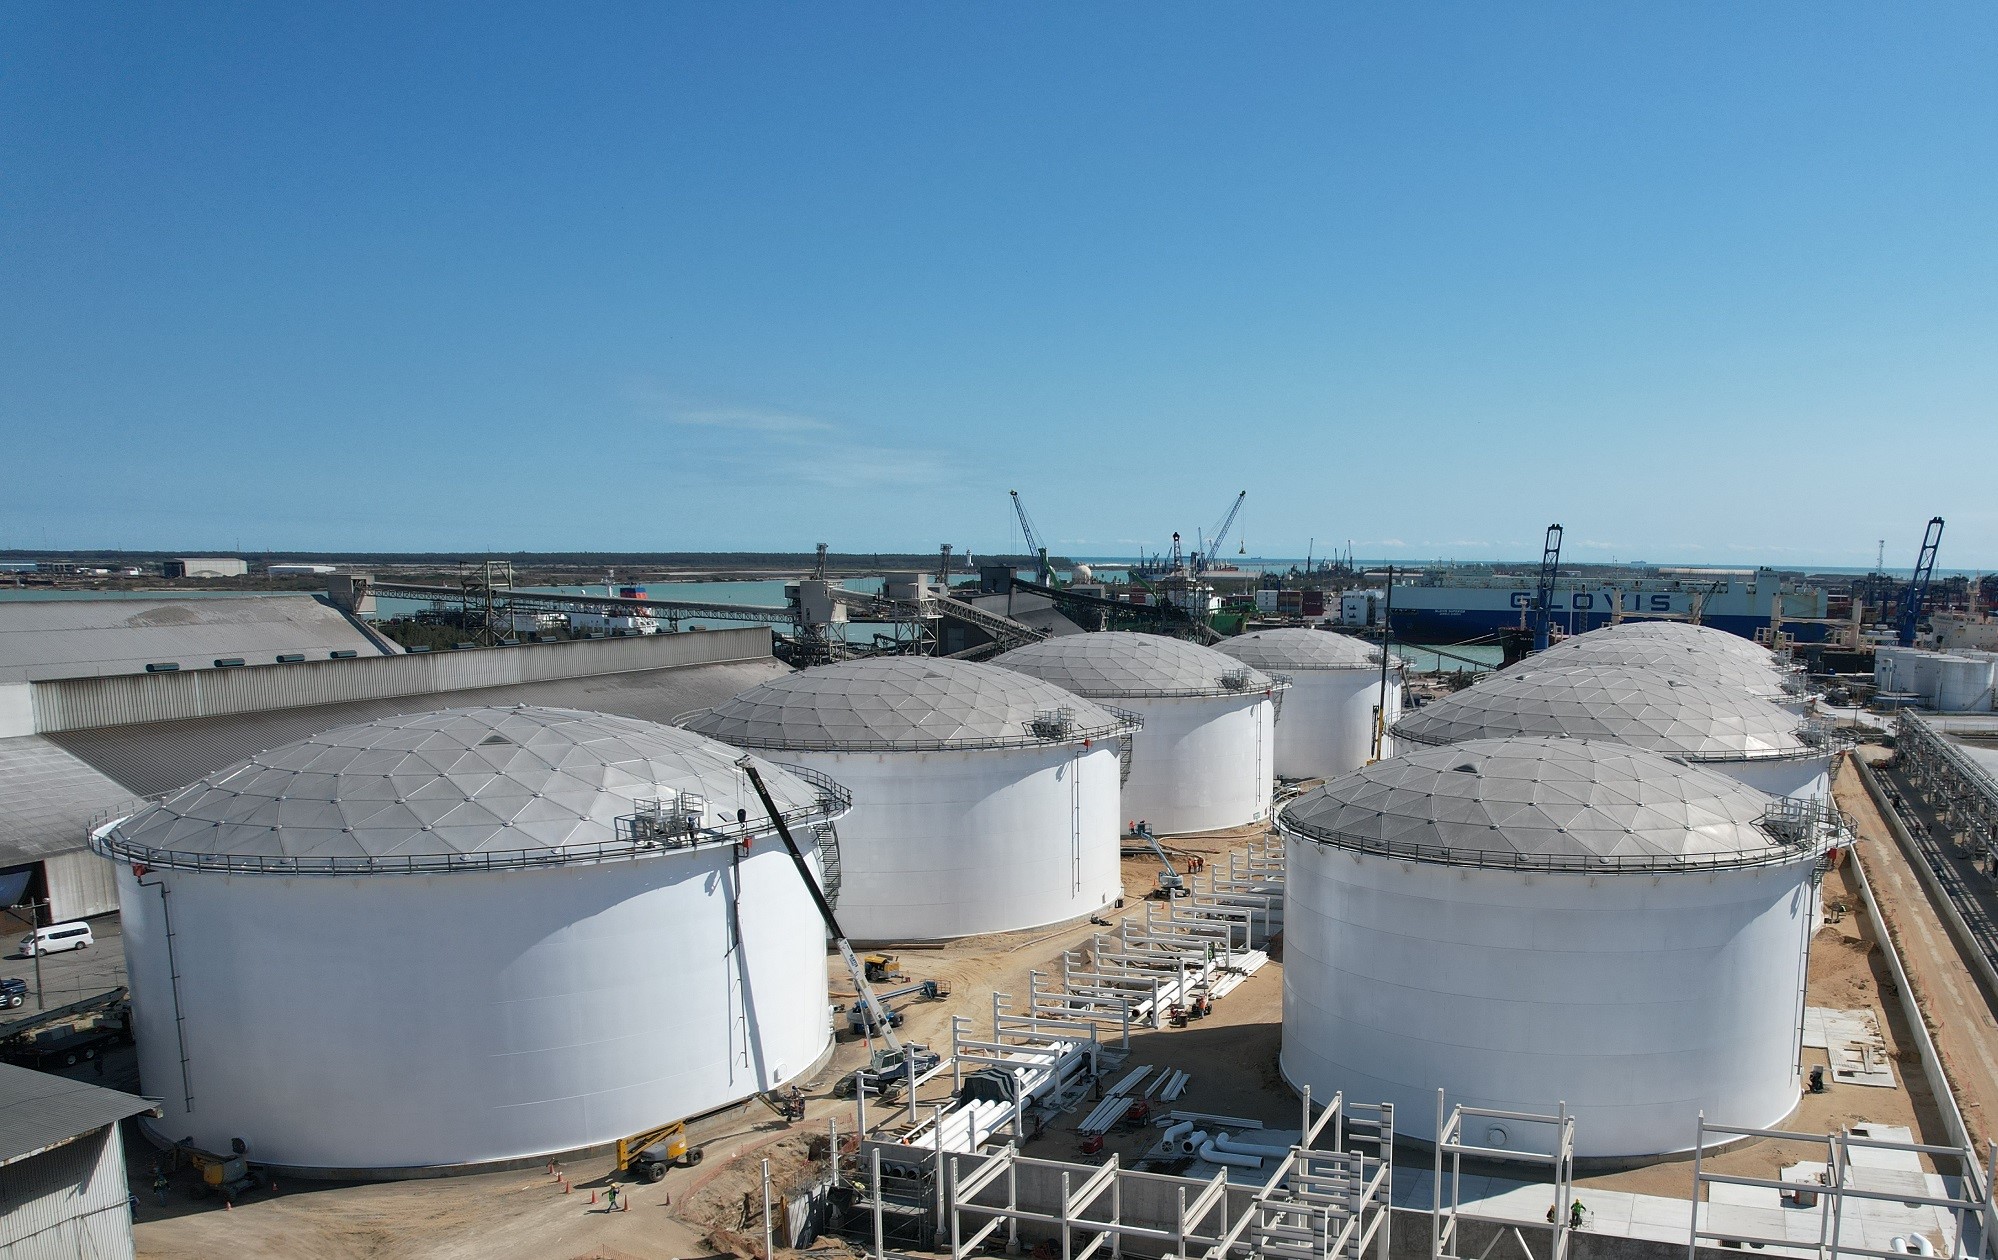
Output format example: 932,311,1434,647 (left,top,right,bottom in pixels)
0,978,25,1009
18,922,92,956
